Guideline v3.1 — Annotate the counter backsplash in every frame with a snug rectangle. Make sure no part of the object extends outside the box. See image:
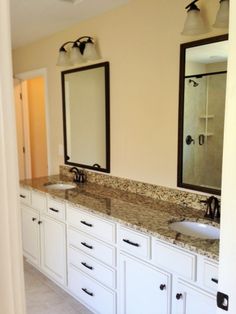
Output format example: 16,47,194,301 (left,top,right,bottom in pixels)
60,165,218,212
